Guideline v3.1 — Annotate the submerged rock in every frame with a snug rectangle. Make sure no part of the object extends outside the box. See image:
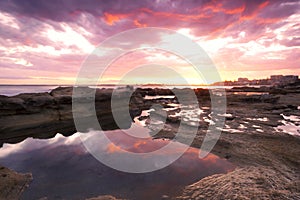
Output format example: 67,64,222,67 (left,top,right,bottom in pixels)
0,165,32,200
